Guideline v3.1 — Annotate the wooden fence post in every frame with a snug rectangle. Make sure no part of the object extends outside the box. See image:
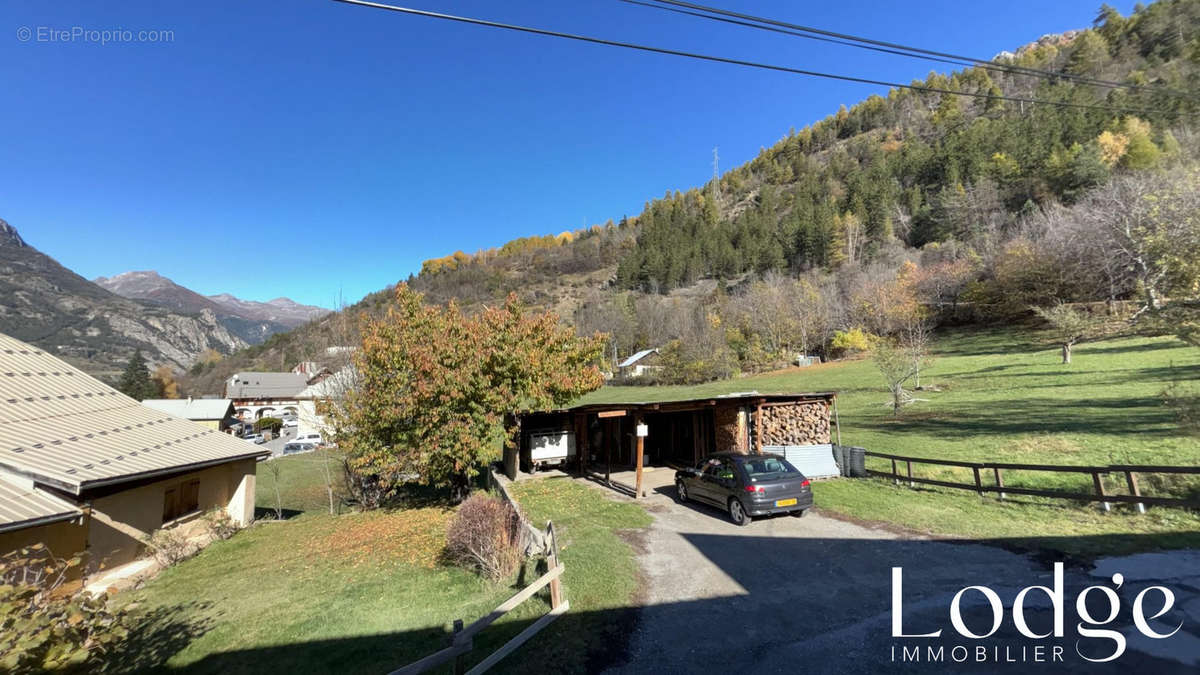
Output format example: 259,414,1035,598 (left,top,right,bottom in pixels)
972,467,983,496
891,459,899,486
546,522,563,610
906,460,913,488
993,467,1005,501
1125,471,1145,514
452,619,466,675
1092,472,1110,512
